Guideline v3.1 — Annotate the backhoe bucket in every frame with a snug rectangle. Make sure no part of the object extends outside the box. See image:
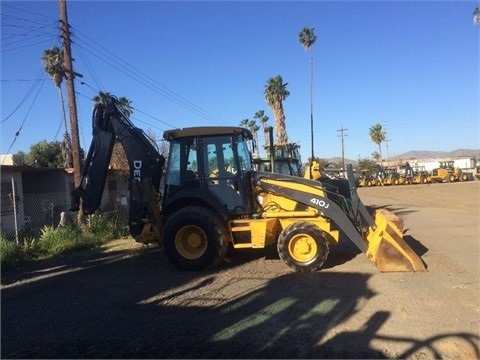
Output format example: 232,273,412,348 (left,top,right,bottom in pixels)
364,209,426,272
